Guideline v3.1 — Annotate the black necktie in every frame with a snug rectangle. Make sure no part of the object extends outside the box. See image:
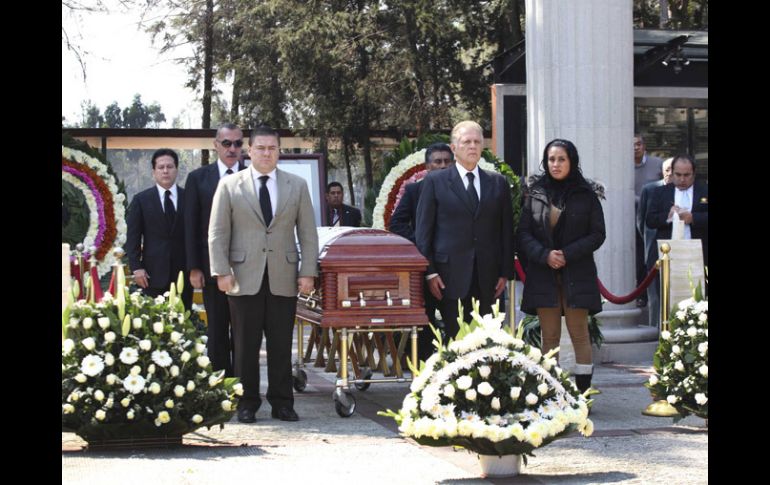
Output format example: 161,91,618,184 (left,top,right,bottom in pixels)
225,168,233,176
259,175,273,227
164,189,176,226
466,172,479,211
